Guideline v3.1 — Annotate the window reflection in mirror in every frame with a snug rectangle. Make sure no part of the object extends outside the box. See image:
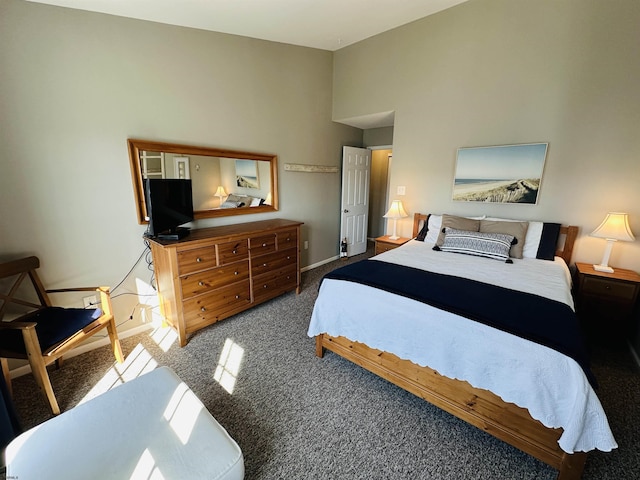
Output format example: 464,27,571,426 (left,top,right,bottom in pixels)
128,139,278,224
